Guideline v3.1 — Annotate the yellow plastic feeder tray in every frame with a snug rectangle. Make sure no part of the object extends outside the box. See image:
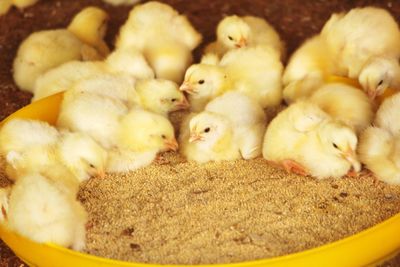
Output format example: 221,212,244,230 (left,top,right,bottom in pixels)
1,83,400,267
